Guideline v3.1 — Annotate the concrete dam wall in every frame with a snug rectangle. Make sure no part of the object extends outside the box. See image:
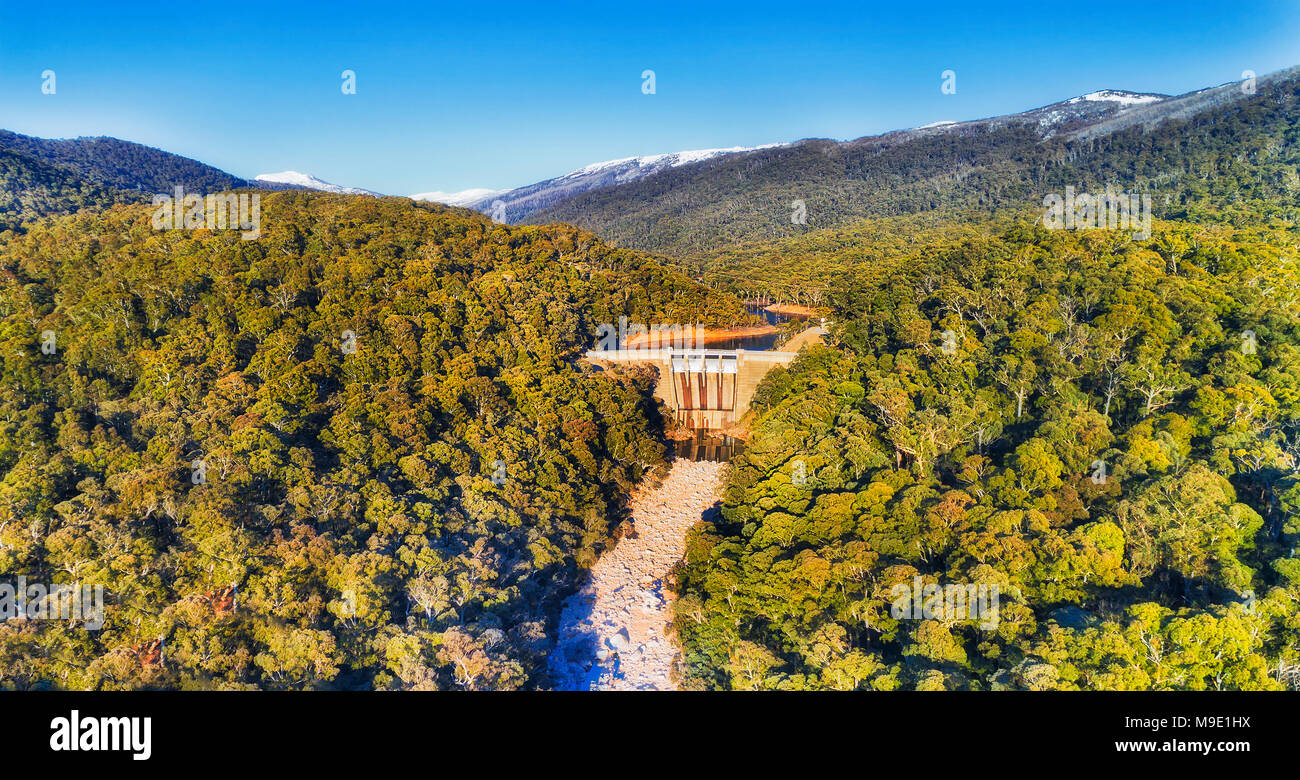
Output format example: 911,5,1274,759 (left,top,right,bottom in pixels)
584,348,798,429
